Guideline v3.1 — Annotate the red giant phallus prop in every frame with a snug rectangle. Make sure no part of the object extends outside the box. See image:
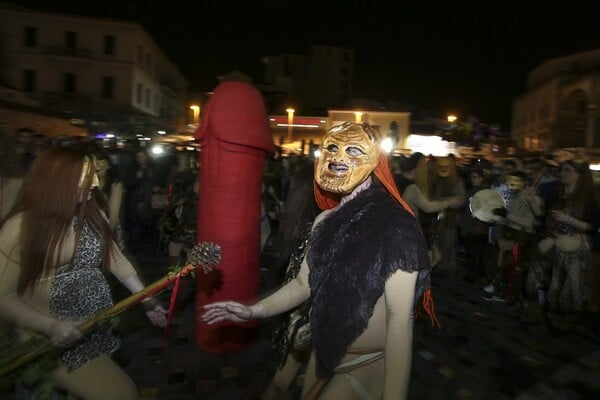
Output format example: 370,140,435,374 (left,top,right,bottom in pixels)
194,81,275,353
